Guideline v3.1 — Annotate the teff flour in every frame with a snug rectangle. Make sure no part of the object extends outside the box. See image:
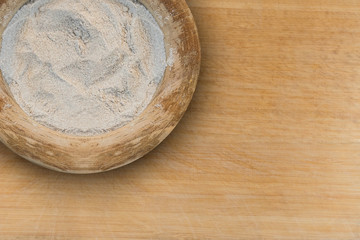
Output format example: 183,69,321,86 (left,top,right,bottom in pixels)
0,0,167,136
